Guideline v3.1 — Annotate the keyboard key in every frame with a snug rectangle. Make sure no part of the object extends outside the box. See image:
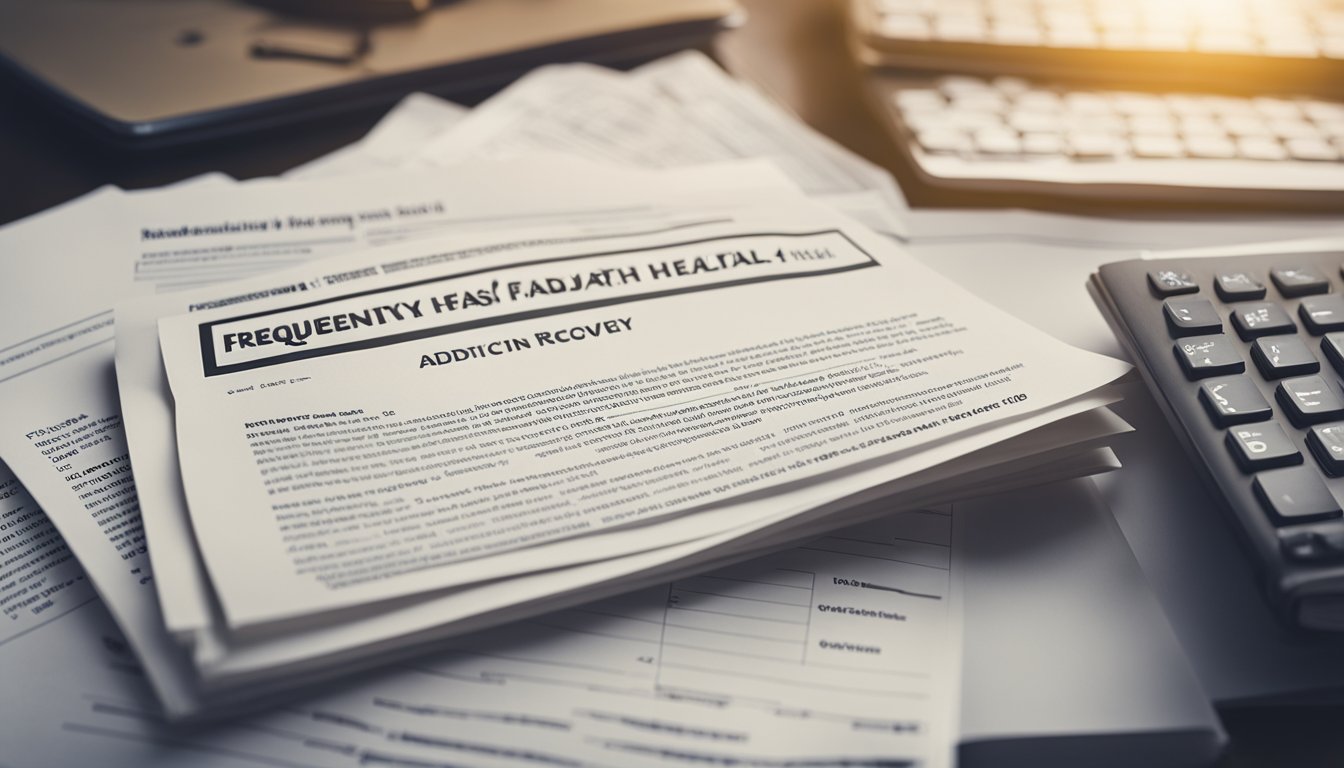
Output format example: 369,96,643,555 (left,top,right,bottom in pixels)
1235,137,1290,161
1184,135,1238,159
1199,377,1273,427
1281,527,1344,563
1277,375,1344,426
1163,298,1222,336
1222,115,1272,138
1305,100,1344,123
916,129,971,154
1309,424,1344,475
1021,132,1066,154
1227,423,1302,472
1322,333,1344,374
1148,269,1199,296
1009,110,1060,133
973,127,1022,154
1286,137,1341,161
1174,335,1246,379
1016,90,1062,112
1128,115,1178,135
1271,266,1331,297
1215,271,1267,301
1231,301,1297,339
1132,135,1184,158
1300,295,1344,334
1069,132,1123,159
880,14,933,38
1180,116,1223,137
1252,97,1304,121
1254,466,1342,525
1064,92,1107,114
991,77,1030,96
1251,337,1320,378
1269,118,1320,141
894,88,945,111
